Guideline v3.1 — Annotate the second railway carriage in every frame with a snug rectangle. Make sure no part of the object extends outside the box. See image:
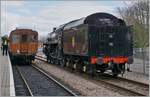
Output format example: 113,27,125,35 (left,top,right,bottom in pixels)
43,12,133,76
9,28,38,64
